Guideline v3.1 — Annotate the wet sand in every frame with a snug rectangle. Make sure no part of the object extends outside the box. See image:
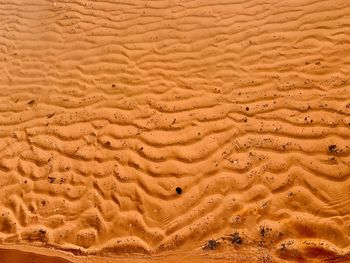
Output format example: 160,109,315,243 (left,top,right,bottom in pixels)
0,0,350,262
